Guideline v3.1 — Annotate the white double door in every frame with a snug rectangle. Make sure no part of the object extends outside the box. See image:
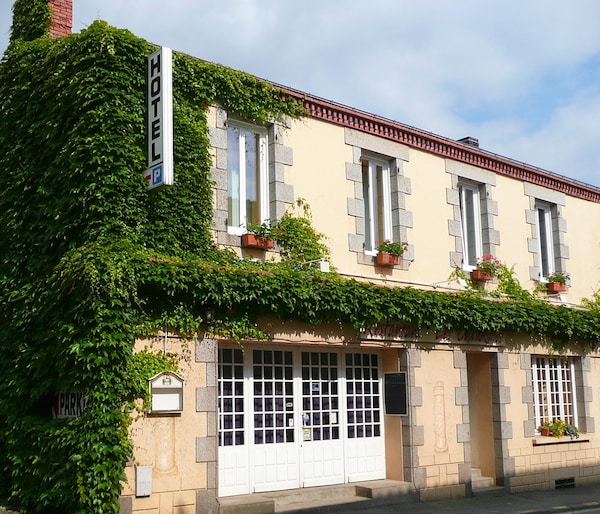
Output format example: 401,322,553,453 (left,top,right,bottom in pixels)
217,346,385,497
